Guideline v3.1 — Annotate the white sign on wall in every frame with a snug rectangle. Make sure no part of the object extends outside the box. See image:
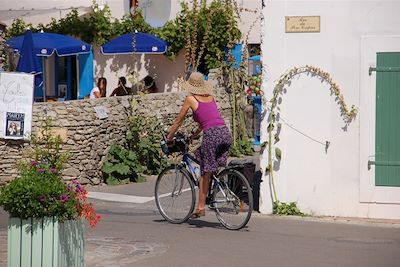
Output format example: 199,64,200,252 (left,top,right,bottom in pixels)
94,106,109,119
0,72,34,140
